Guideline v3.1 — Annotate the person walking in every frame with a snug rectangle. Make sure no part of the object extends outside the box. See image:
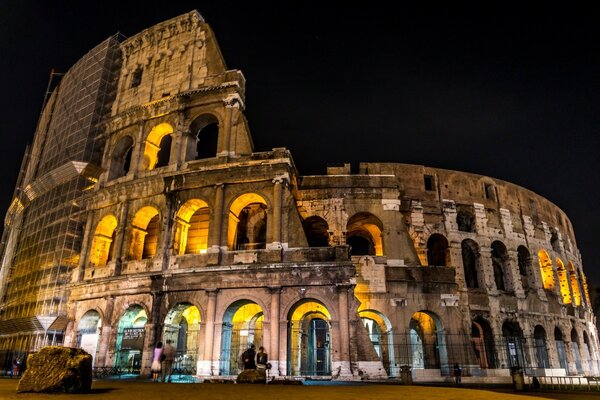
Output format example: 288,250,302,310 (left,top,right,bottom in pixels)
151,342,163,382
161,339,176,382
